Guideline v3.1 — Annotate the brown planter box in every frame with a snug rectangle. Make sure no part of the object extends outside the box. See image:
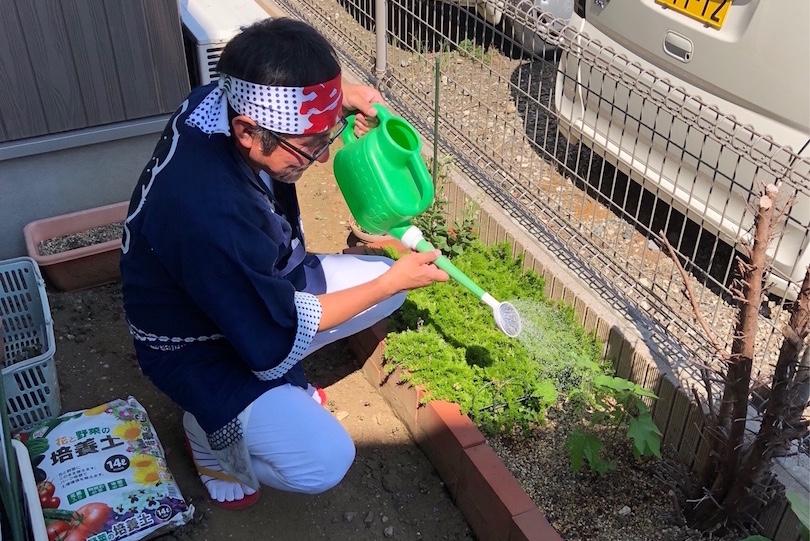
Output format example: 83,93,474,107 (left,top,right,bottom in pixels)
23,202,129,292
